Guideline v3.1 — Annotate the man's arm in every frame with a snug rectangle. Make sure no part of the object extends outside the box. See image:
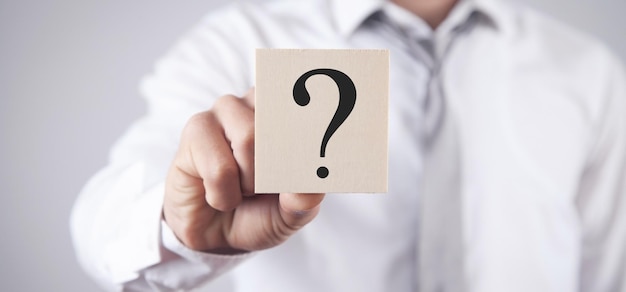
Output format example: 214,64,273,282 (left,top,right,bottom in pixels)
70,6,323,290
576,52,626,292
